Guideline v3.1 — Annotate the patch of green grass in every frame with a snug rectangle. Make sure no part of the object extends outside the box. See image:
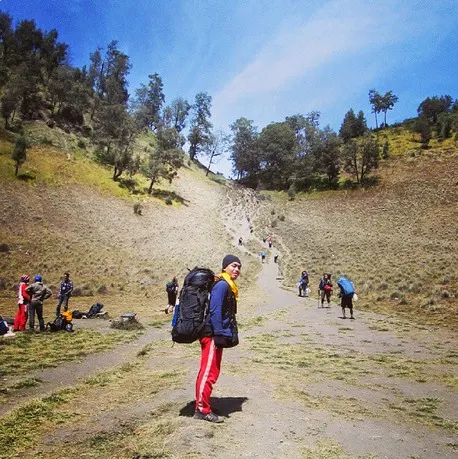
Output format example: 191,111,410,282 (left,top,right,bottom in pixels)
0,329,138,379
10,377,42,389
240,315,267,329
1,361,185,458
388,397,458,431
296,390,375,420
0,387,77,452
302,438,376,459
